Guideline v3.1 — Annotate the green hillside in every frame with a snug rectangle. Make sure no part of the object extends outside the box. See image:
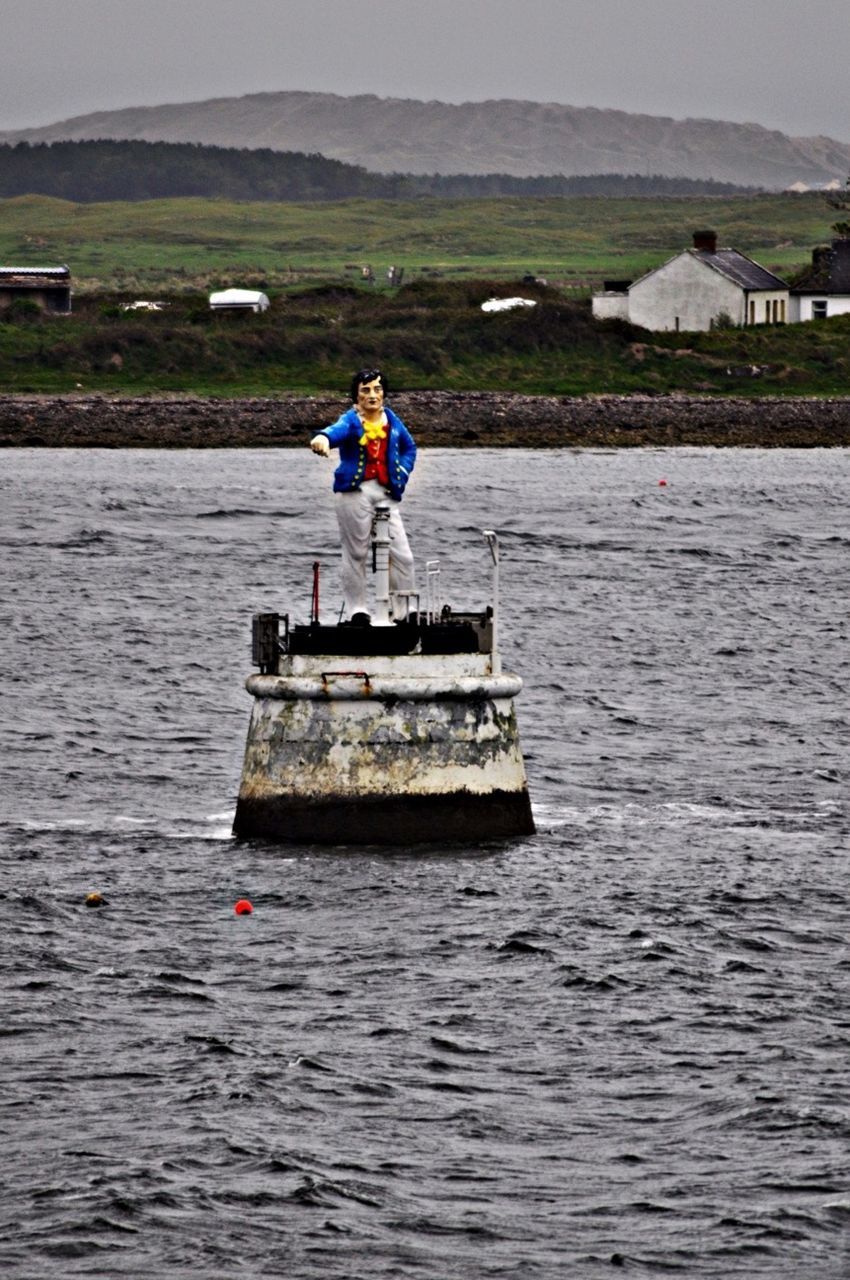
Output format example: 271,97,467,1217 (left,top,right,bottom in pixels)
1,191,845,398
0,191,835,293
